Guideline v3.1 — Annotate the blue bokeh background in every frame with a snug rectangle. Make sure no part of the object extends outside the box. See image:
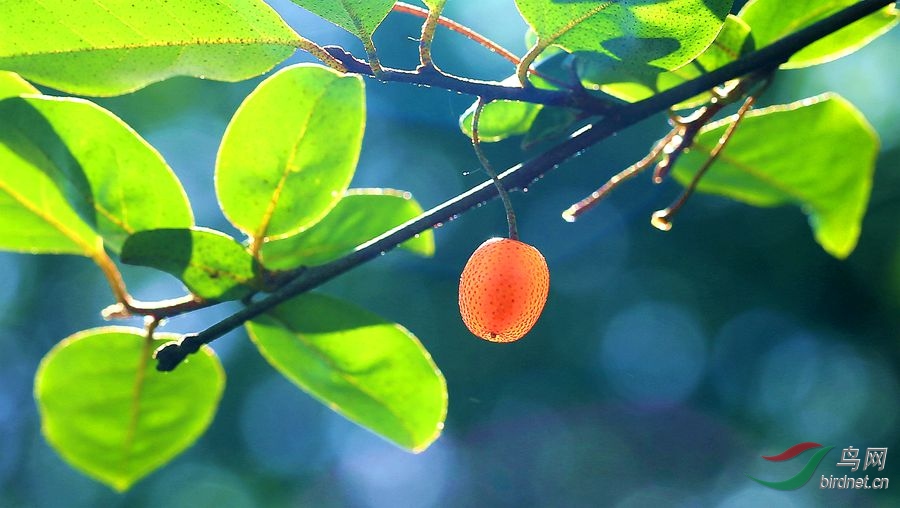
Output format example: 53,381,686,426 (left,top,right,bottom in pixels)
1,1,899,506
